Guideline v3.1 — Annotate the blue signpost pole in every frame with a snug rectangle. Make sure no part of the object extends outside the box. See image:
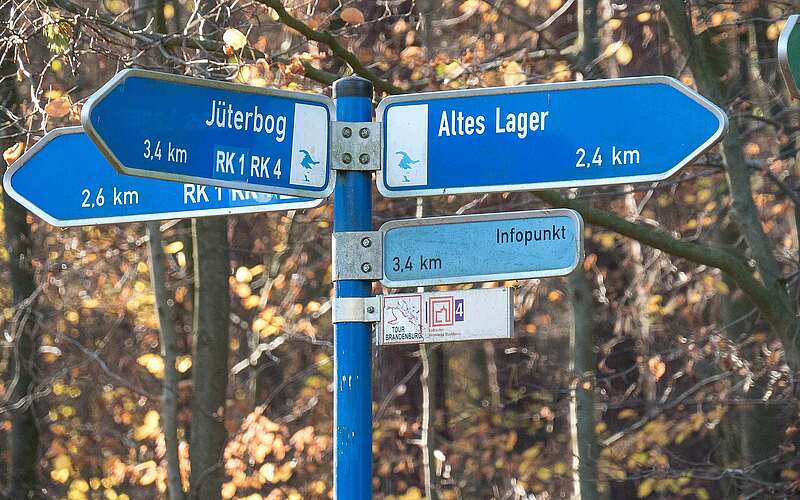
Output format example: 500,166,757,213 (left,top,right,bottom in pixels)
332,77,374,498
